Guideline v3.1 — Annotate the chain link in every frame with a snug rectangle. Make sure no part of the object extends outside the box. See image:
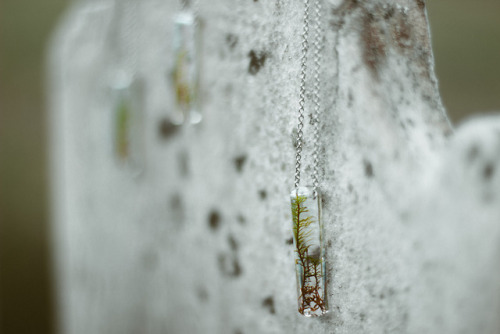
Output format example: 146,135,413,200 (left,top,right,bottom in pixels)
294,0,323,196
